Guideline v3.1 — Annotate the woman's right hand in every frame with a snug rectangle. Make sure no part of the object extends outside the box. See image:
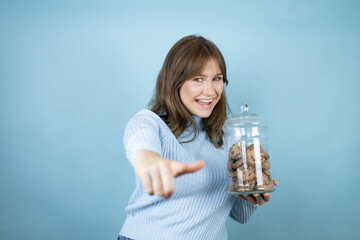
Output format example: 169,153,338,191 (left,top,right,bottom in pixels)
134,150,205,199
